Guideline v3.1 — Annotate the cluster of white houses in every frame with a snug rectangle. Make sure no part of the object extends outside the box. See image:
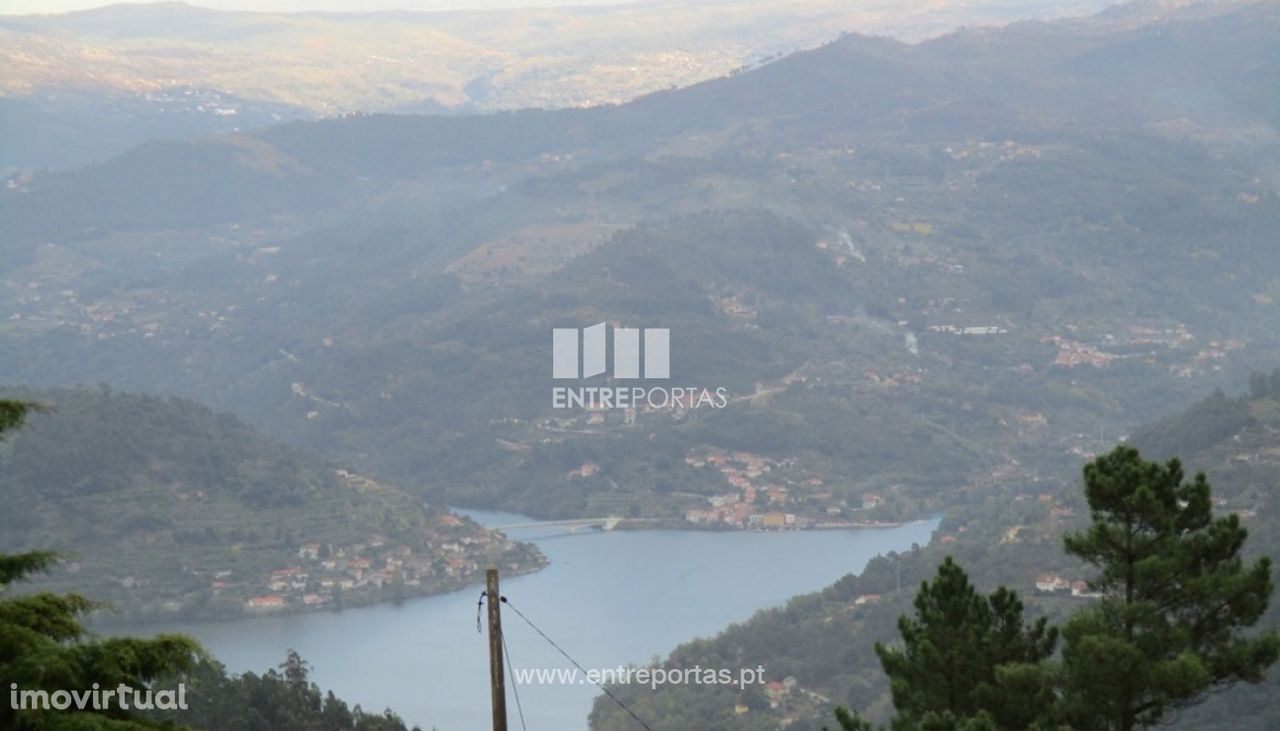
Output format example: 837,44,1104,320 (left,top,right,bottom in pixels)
240,518,501,612
681,449,887,529
1034,574,1102,599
